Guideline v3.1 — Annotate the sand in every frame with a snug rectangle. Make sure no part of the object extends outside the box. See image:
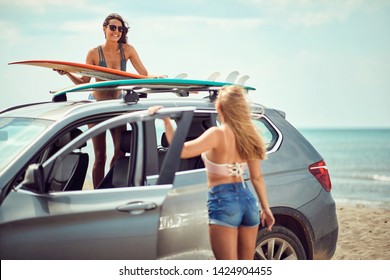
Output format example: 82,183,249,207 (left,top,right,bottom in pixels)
332,203,390,260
